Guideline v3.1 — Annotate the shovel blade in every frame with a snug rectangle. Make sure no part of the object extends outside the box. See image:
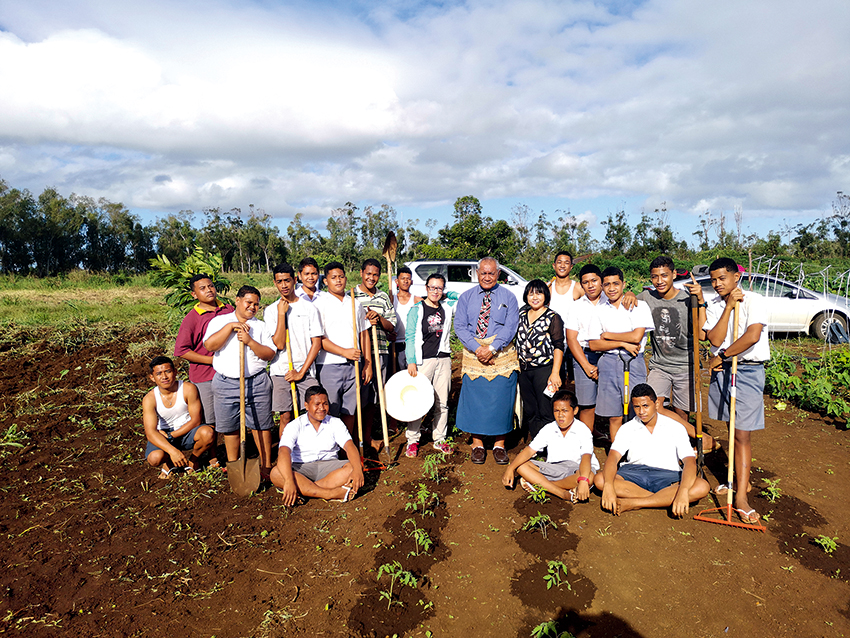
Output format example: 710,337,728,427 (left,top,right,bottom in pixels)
227,453,261,496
